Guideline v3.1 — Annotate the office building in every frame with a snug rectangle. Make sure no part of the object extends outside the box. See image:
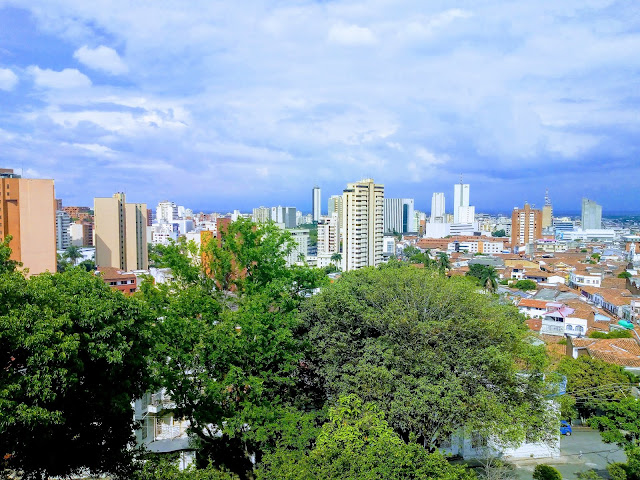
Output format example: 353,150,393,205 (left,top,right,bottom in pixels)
581,198,602,230
511,203,542,252
453,182,470,224
94,192,148,270
270,206,297,229
312,186,321,222
252,206,270,223
56,210,71,251
384,198,415,233
0,168,57,274
430,192,445,223
342,178,384,271
542,189,553,229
